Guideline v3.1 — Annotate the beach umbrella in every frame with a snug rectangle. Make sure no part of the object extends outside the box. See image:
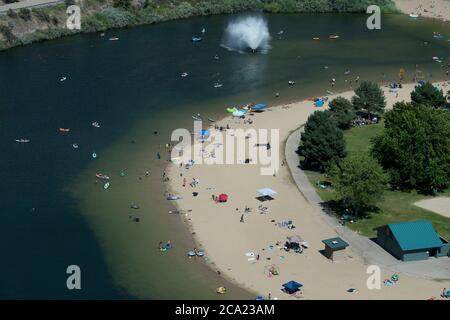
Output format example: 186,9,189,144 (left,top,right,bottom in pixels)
199,129,210,136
